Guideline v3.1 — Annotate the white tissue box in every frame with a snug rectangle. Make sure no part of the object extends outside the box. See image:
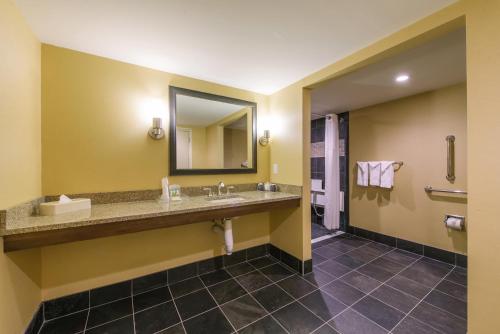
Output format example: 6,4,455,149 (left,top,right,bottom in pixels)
40,198,91,216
